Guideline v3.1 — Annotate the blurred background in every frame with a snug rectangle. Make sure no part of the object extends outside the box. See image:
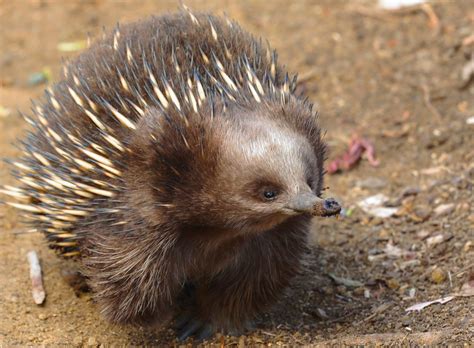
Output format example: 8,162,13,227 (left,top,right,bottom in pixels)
0,0,472,345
